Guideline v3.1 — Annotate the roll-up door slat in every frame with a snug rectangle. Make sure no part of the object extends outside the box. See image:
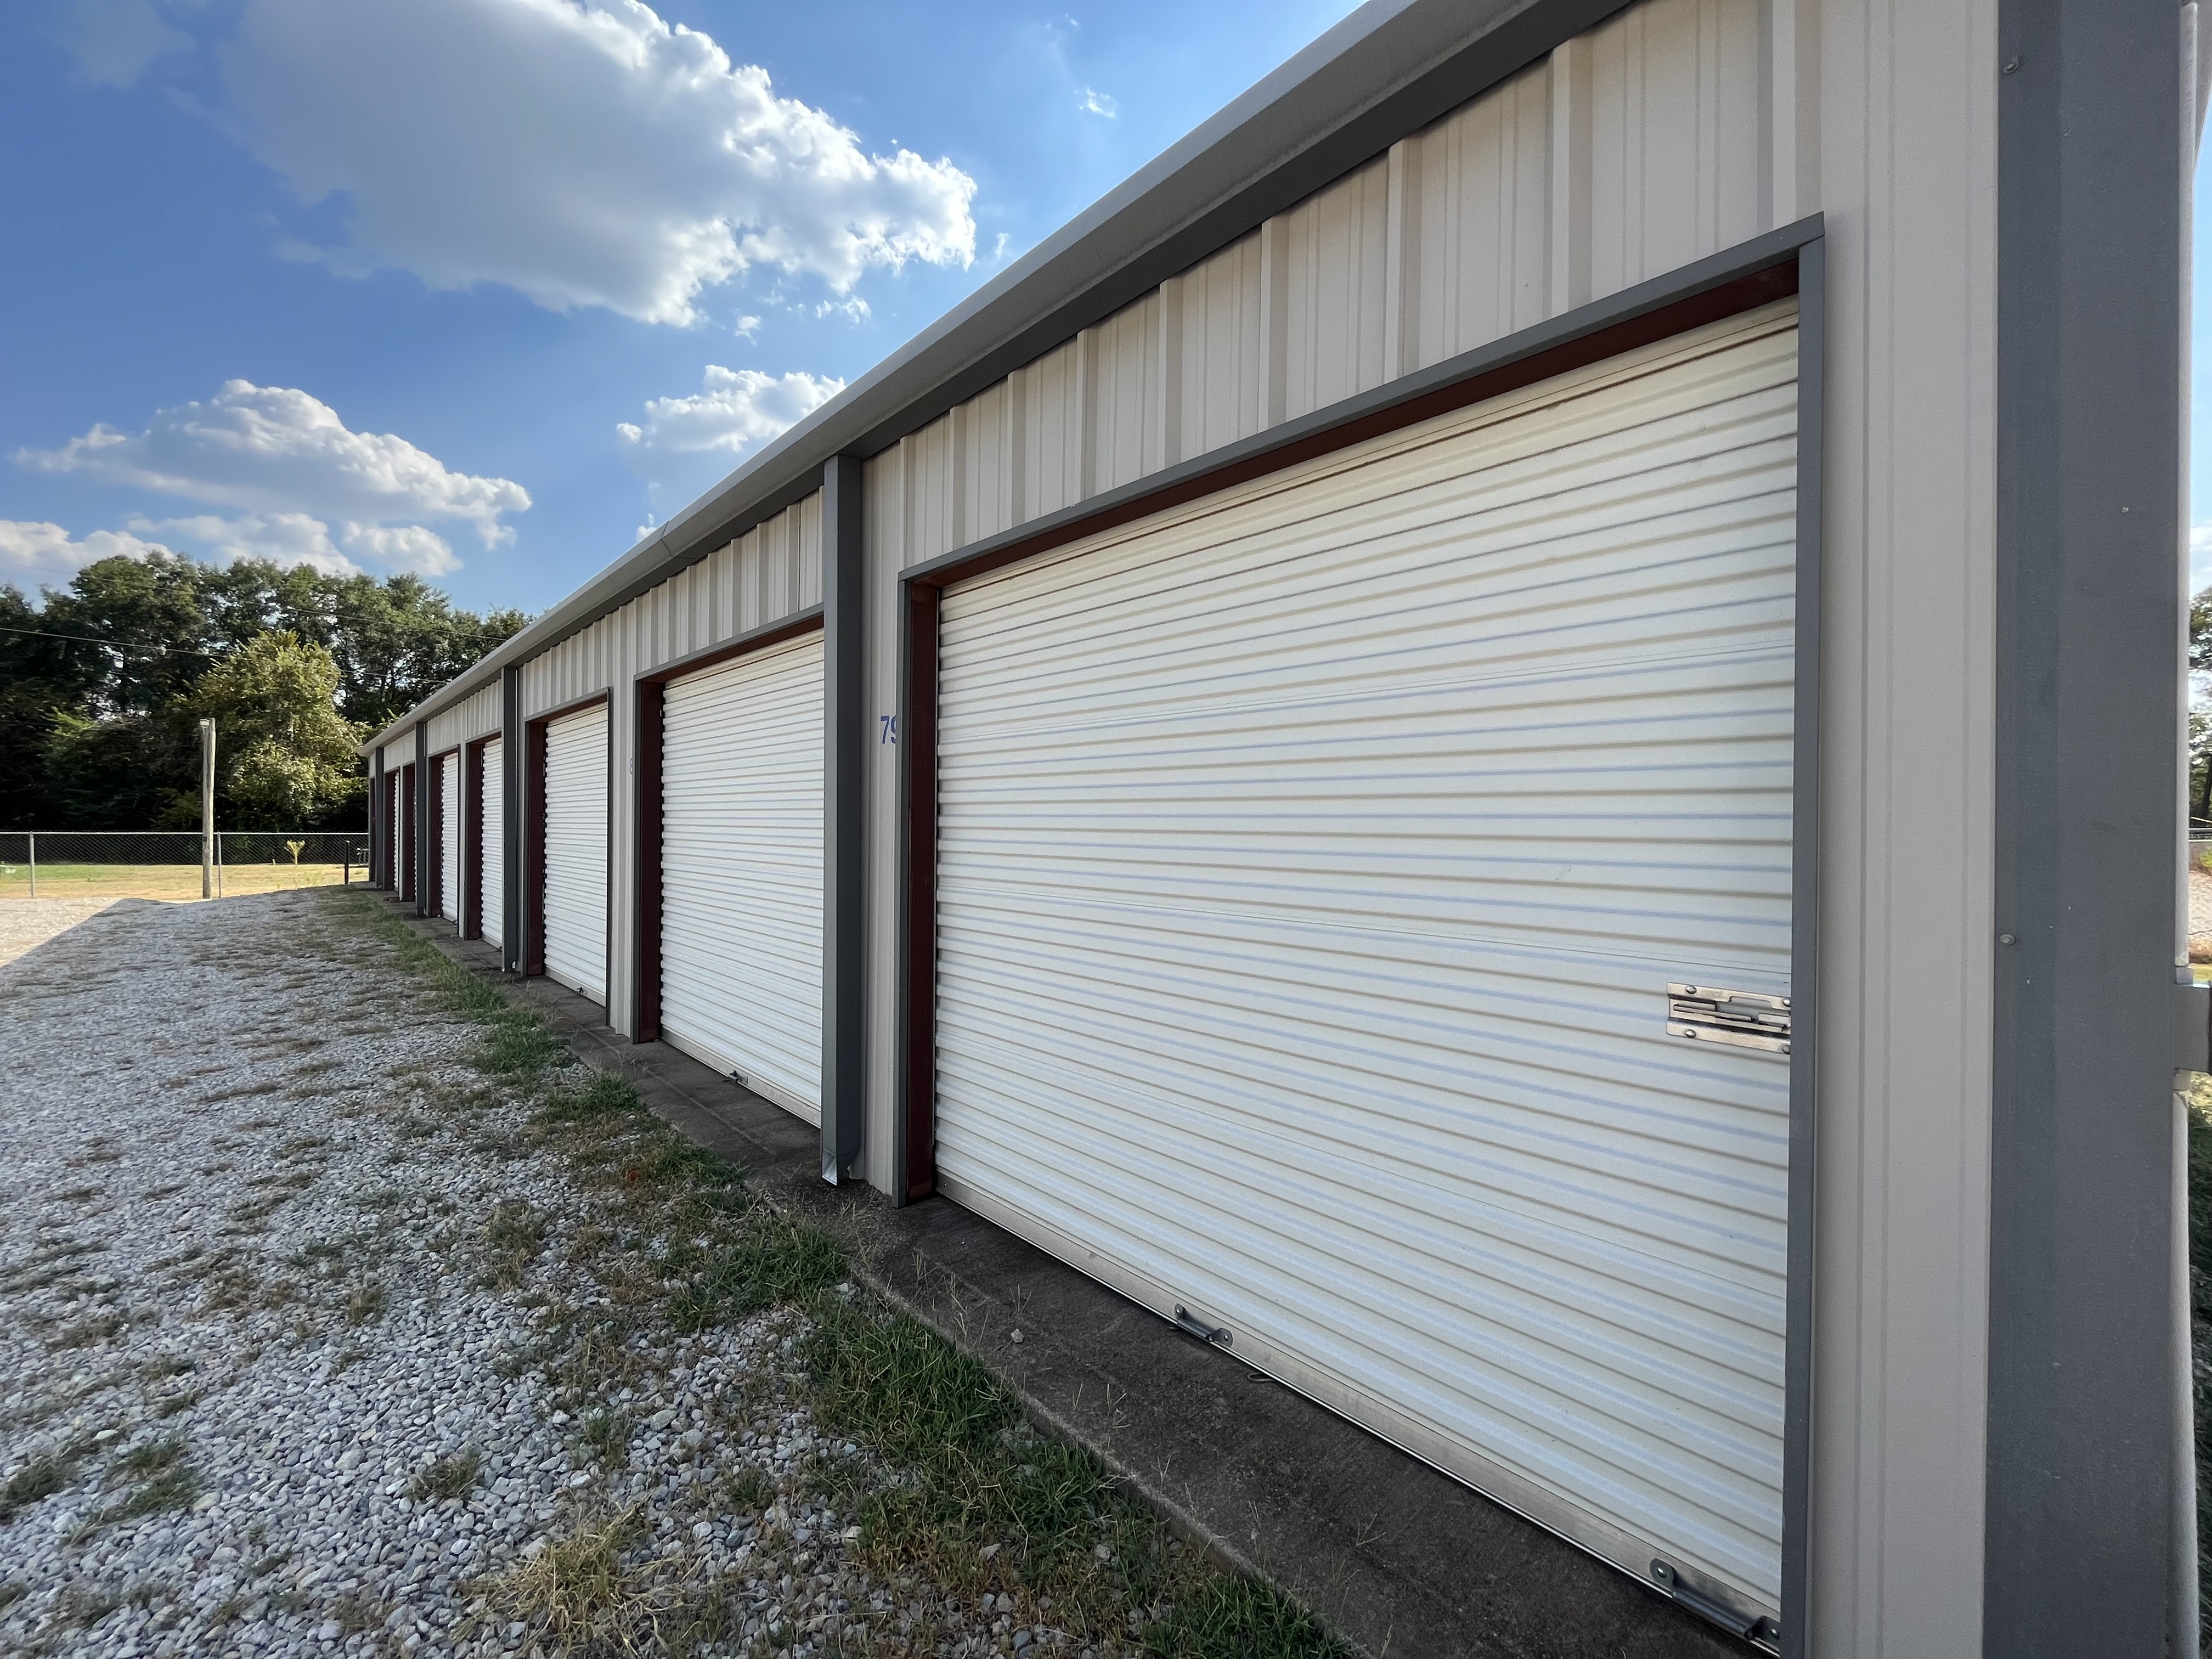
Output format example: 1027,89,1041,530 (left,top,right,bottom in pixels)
543,706,608,1003
659,634,825,1124
481,737,504,951
438,752,460,926
932,305,1799,1621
